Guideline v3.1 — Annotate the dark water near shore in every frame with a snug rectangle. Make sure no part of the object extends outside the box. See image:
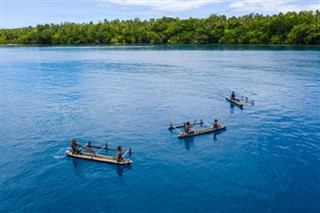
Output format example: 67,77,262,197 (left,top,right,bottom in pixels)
1,45,320,212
